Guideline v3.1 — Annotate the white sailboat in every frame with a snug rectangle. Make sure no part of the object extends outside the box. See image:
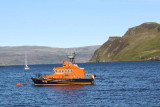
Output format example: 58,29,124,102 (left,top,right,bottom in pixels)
24,52,30,70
